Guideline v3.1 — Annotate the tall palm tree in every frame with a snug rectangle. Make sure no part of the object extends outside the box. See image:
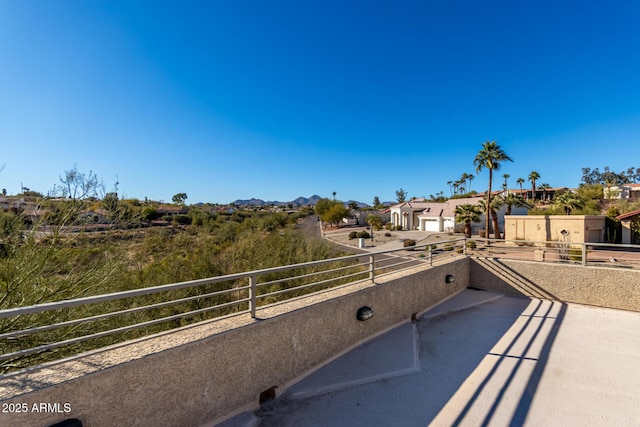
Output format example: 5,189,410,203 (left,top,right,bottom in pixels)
467,174,474,193
539,183,551,202
455,204,481,238
554,191,583,215
502,173,510,192
447,181,453,196
528,171,540,201
479,196,505,239
460,173,471,194
473,141,513,238
516,178,525,196
332,191,336,200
